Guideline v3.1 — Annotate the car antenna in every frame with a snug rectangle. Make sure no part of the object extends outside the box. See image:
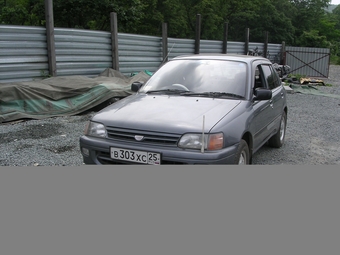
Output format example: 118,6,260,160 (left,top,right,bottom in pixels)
201,115,205,153
160,43,175,66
